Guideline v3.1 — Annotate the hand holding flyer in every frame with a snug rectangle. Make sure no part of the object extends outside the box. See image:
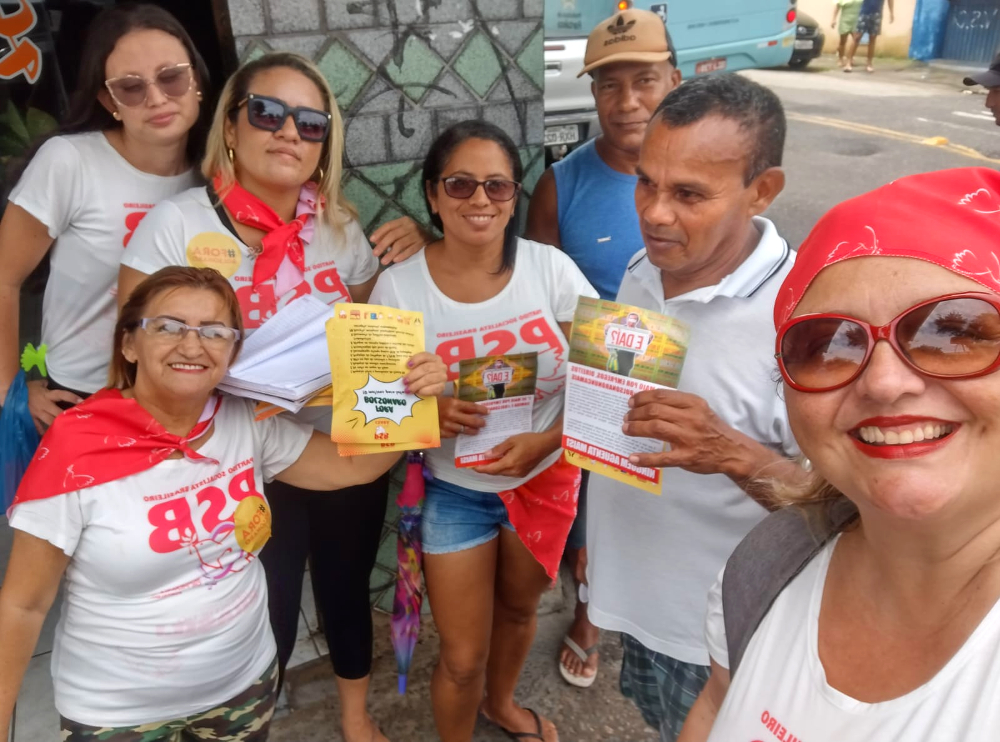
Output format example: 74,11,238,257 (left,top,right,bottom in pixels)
562,297,690,494
453,353,537,468
327,304,440,455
